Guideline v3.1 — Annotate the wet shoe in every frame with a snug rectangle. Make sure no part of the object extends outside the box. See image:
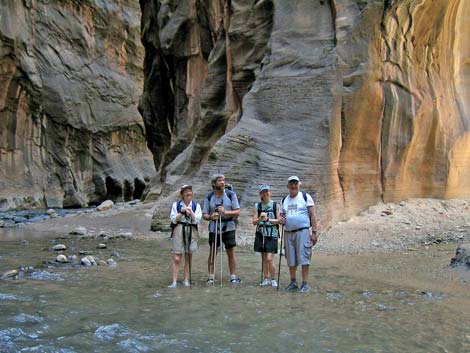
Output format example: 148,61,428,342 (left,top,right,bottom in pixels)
206,278,214,285
230,277,242,284
182,280,191,287
299,284,311,293
271,279,278,288
284,282,299,291
260,278,271,287
168,282,177,289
